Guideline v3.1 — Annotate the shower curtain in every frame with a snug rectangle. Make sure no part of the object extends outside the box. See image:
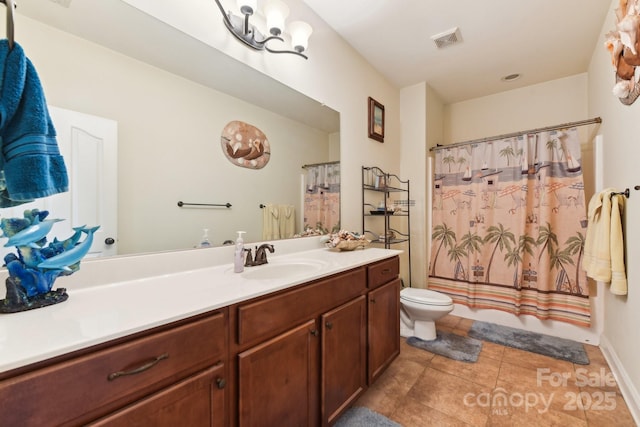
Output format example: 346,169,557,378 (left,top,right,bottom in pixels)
303,163,340,234
428,127,590,327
